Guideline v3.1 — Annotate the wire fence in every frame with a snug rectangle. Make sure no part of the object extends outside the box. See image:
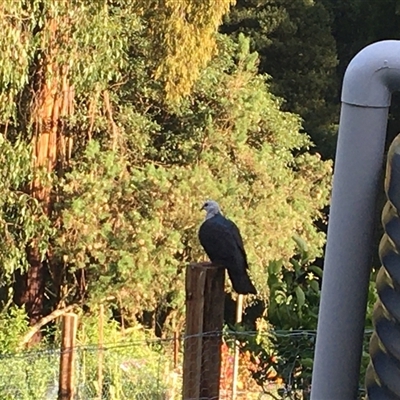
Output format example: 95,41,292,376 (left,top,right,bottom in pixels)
0,329,373,399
